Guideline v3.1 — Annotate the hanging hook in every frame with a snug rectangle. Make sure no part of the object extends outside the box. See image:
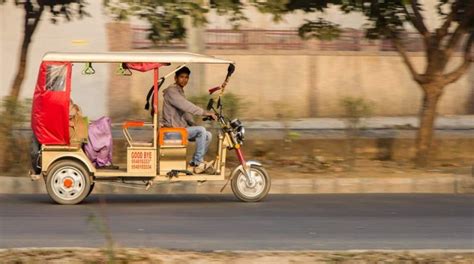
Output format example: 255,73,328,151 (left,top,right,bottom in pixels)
82,62,95,75
116,63,132,76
